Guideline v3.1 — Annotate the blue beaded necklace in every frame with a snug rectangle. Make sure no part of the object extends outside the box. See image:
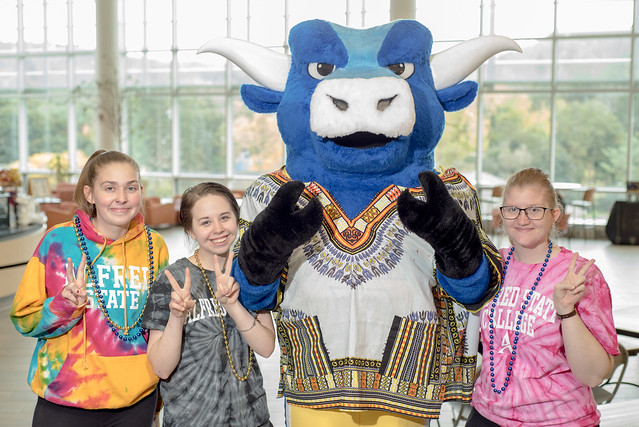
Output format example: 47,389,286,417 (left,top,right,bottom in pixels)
73,214,155,341
488,240,552,394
